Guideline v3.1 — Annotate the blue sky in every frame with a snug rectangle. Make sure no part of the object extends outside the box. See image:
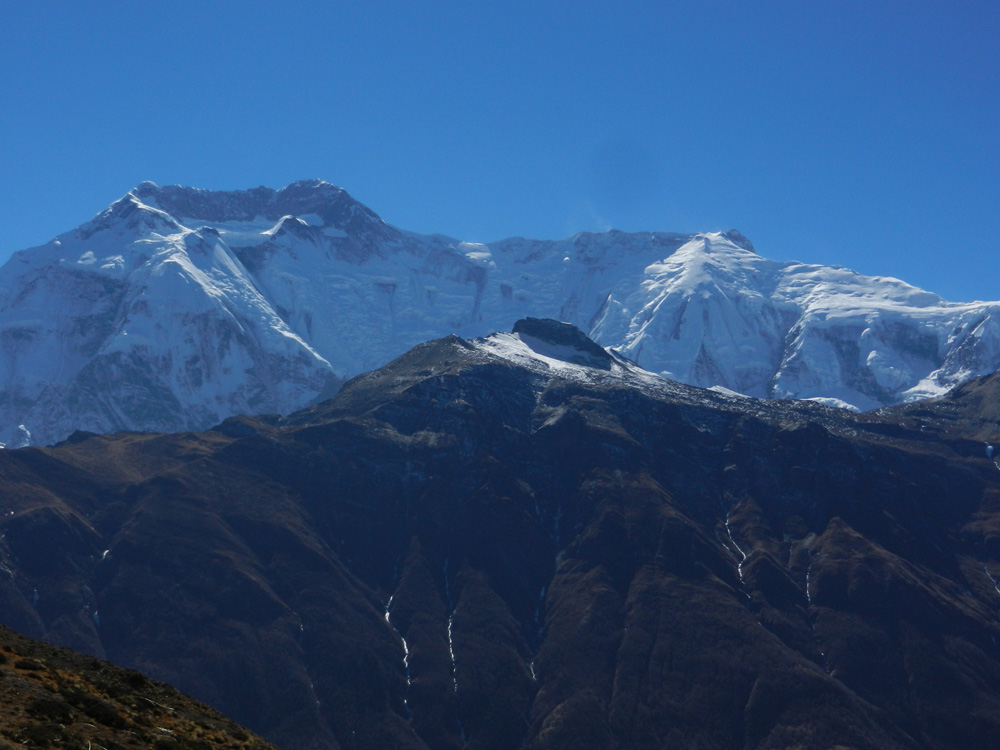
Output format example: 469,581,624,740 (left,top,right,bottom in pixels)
2,0,997,301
